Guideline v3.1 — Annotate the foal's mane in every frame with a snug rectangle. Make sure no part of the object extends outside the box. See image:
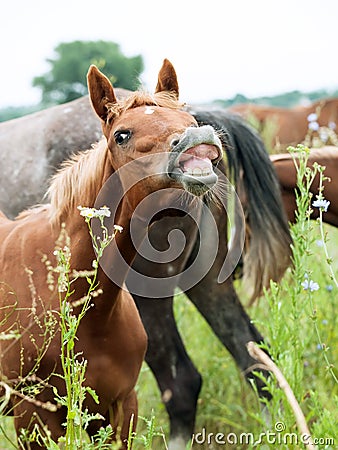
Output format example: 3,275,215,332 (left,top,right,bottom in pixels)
48,139,109,225
47,90,184,225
